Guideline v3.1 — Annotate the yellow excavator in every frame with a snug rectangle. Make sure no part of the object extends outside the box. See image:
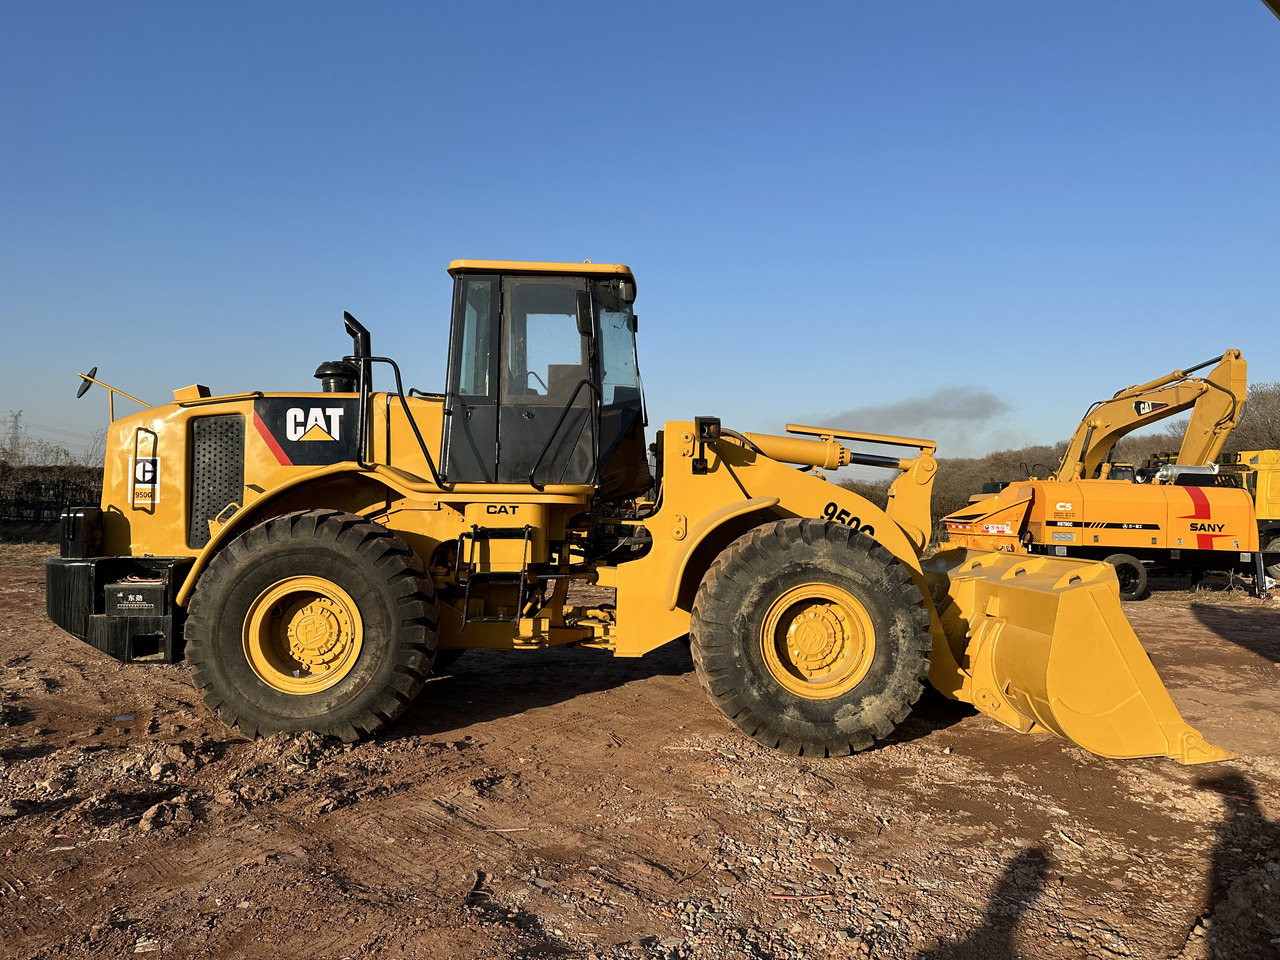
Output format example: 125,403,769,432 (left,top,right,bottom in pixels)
46,260,1231,764
1051,350,1247,483
944,351,1273,600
